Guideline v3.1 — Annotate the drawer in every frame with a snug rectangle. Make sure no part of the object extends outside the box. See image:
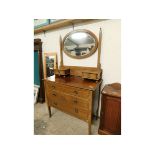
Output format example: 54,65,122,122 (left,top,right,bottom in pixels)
46,90,59,100
45,81,56,92
48,99,65,110
82,72,97,80
65,105,88,121
48,98,88,121
48,99,59,107
62,93,89,110
47,91,89,110
46,80,91,99
46,91,67,105
59,68,70,76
